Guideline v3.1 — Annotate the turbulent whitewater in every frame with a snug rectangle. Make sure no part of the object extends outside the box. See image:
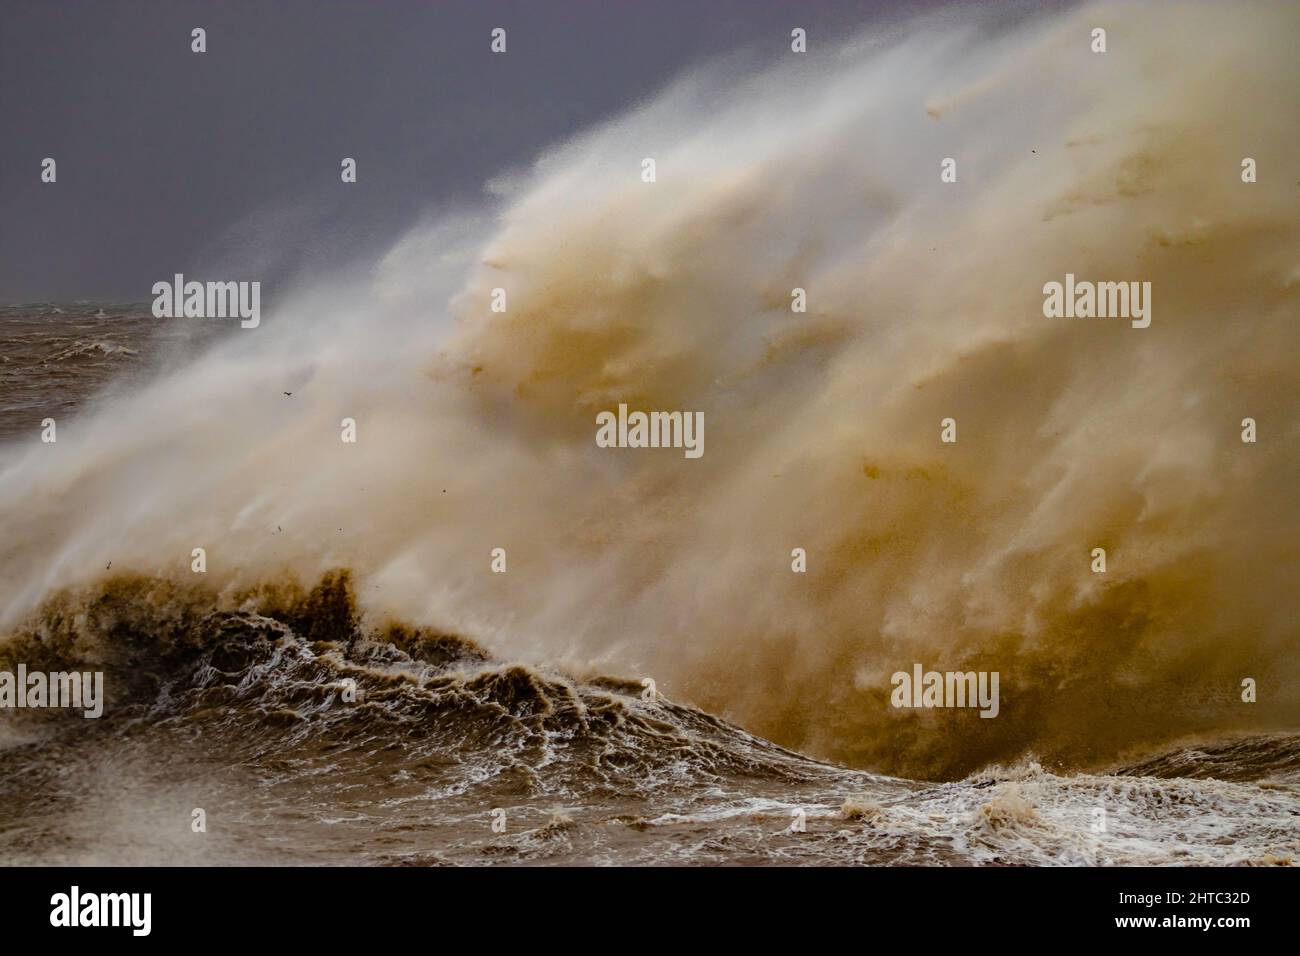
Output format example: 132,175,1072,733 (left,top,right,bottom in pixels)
1,0,1298,864
2,571,1296,865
